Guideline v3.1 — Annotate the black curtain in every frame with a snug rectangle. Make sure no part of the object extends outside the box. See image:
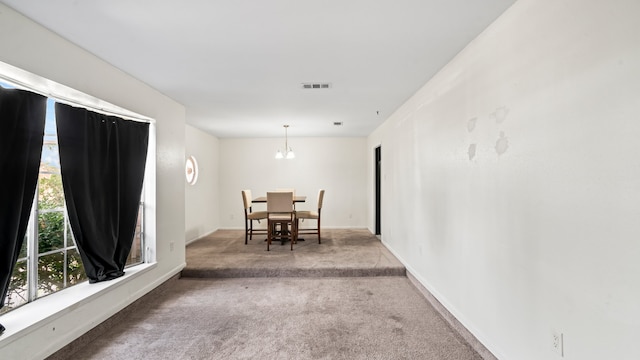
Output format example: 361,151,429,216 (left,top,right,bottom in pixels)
0,88,47,308
55,103,149,283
